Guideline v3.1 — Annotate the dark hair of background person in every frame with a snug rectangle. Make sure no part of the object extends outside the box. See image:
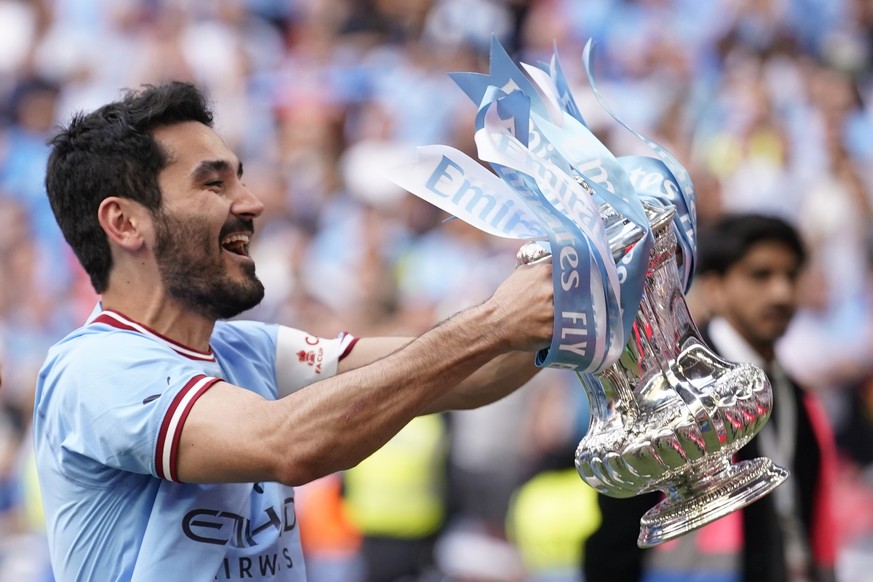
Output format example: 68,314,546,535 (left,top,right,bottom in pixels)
696,213,808,275
44,81,213,294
